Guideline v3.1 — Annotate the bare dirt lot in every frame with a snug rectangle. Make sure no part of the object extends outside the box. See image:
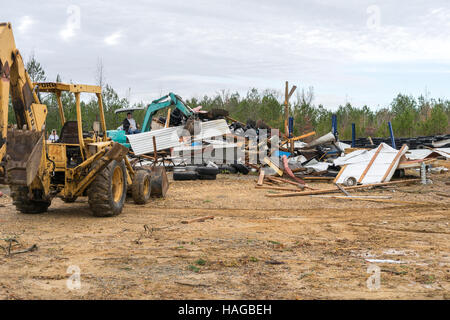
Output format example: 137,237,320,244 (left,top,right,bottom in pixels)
0,171,449,300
